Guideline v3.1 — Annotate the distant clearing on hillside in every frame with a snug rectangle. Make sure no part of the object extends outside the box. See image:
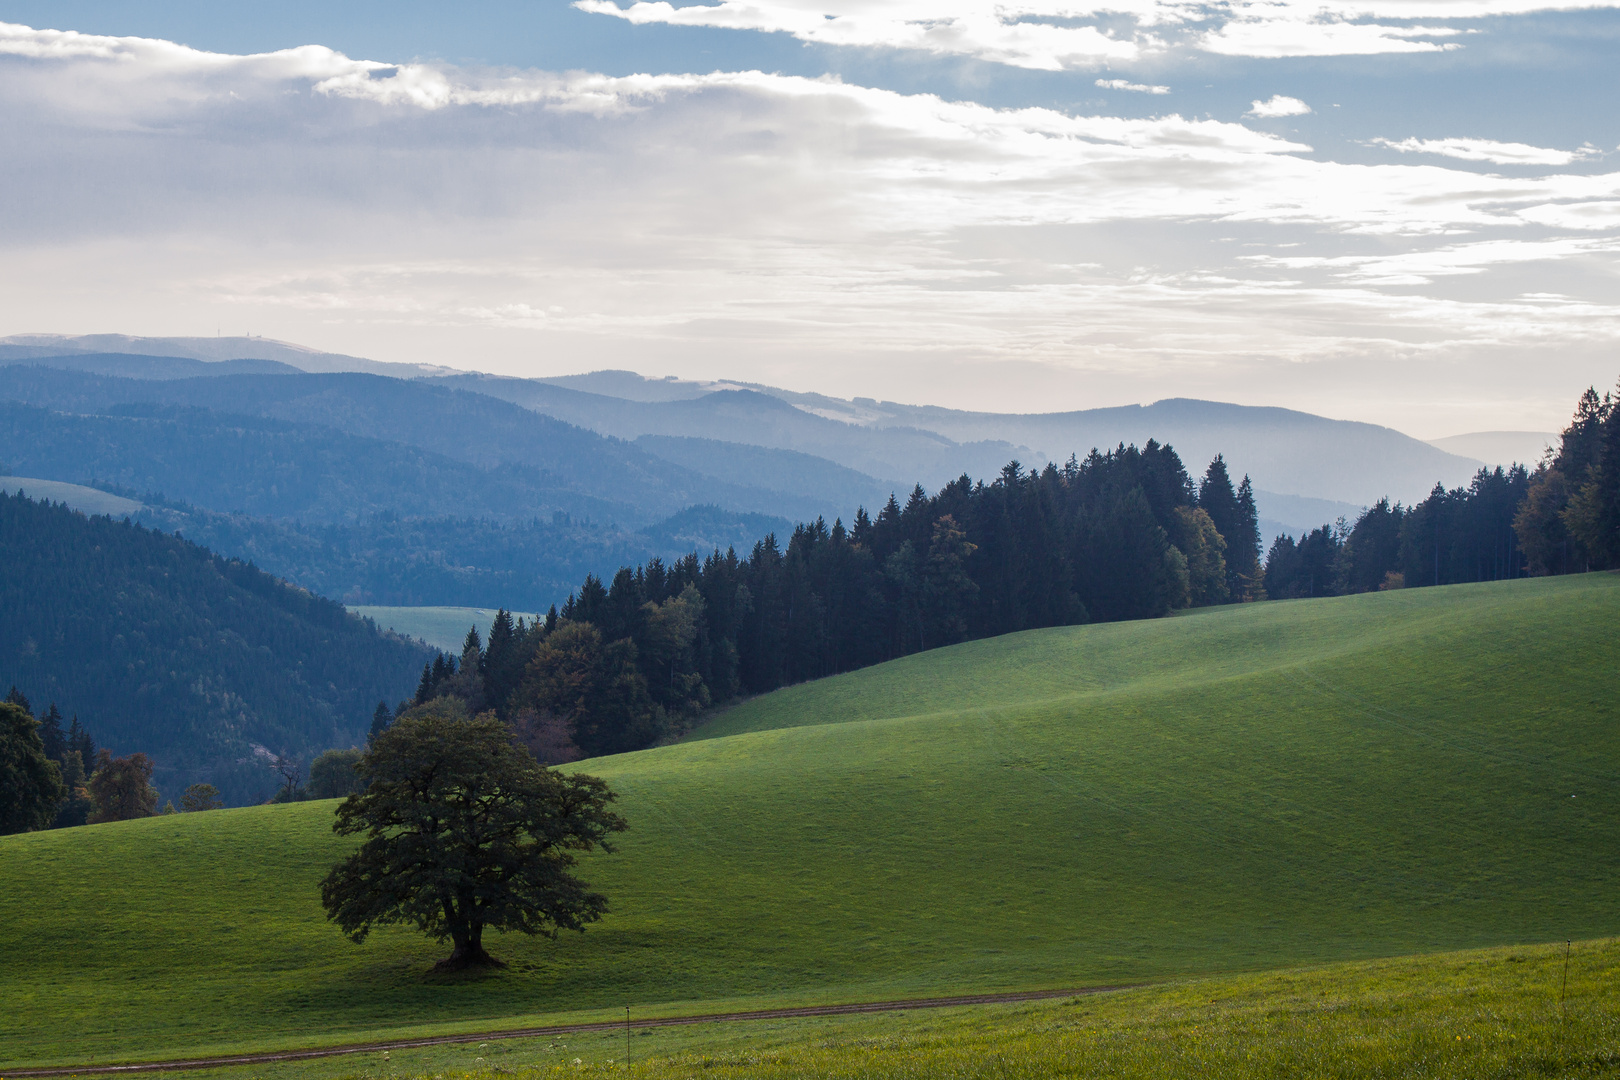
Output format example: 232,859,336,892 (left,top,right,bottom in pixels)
2,575,1616,1068
1,476,142,517
350,606,542,653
